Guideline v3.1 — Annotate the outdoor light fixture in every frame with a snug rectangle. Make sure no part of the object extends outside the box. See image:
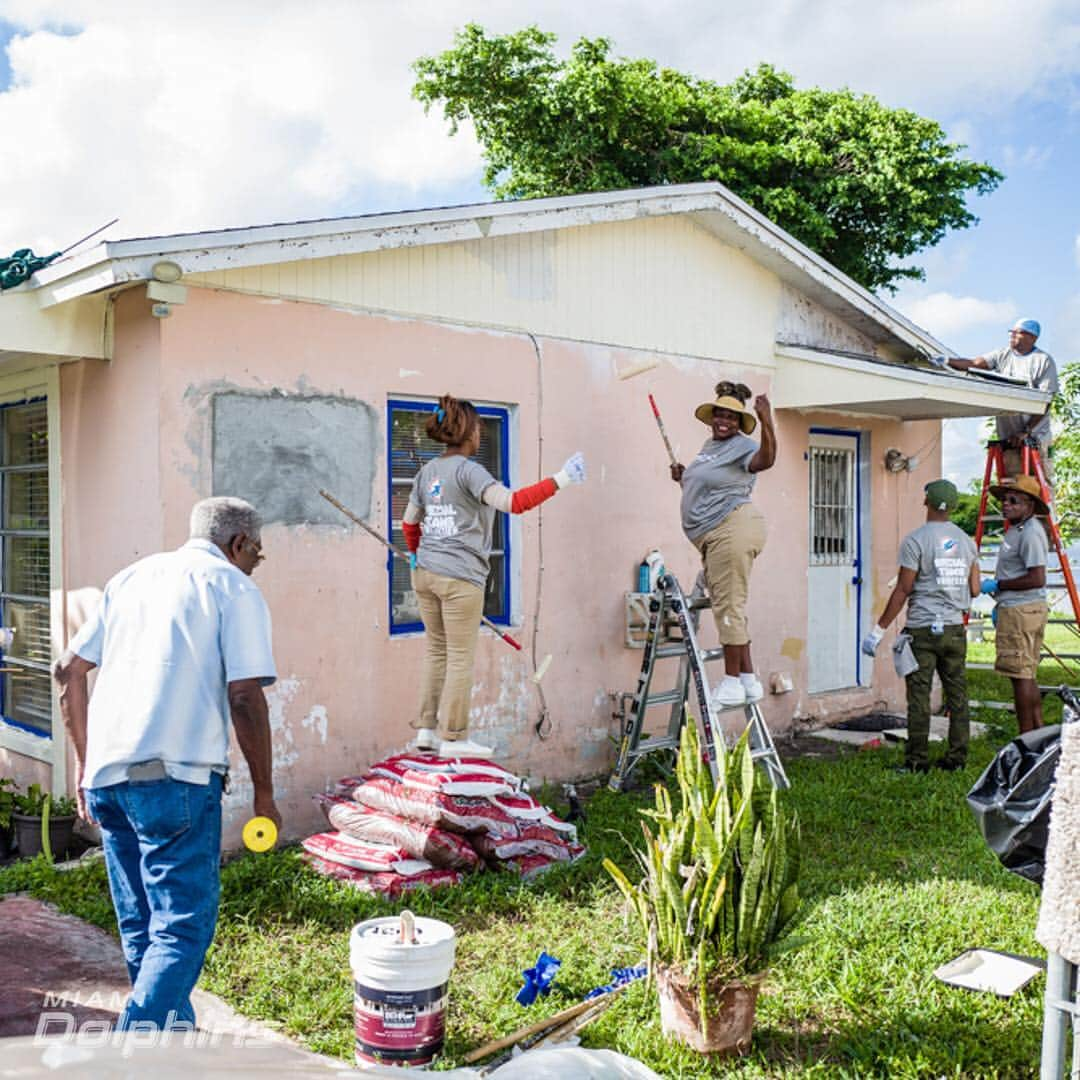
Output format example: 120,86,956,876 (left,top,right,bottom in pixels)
150,260,183,283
